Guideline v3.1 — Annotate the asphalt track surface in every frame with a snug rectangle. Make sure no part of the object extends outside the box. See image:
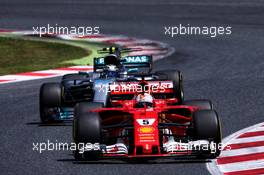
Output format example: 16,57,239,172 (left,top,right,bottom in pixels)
1,0,264,174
